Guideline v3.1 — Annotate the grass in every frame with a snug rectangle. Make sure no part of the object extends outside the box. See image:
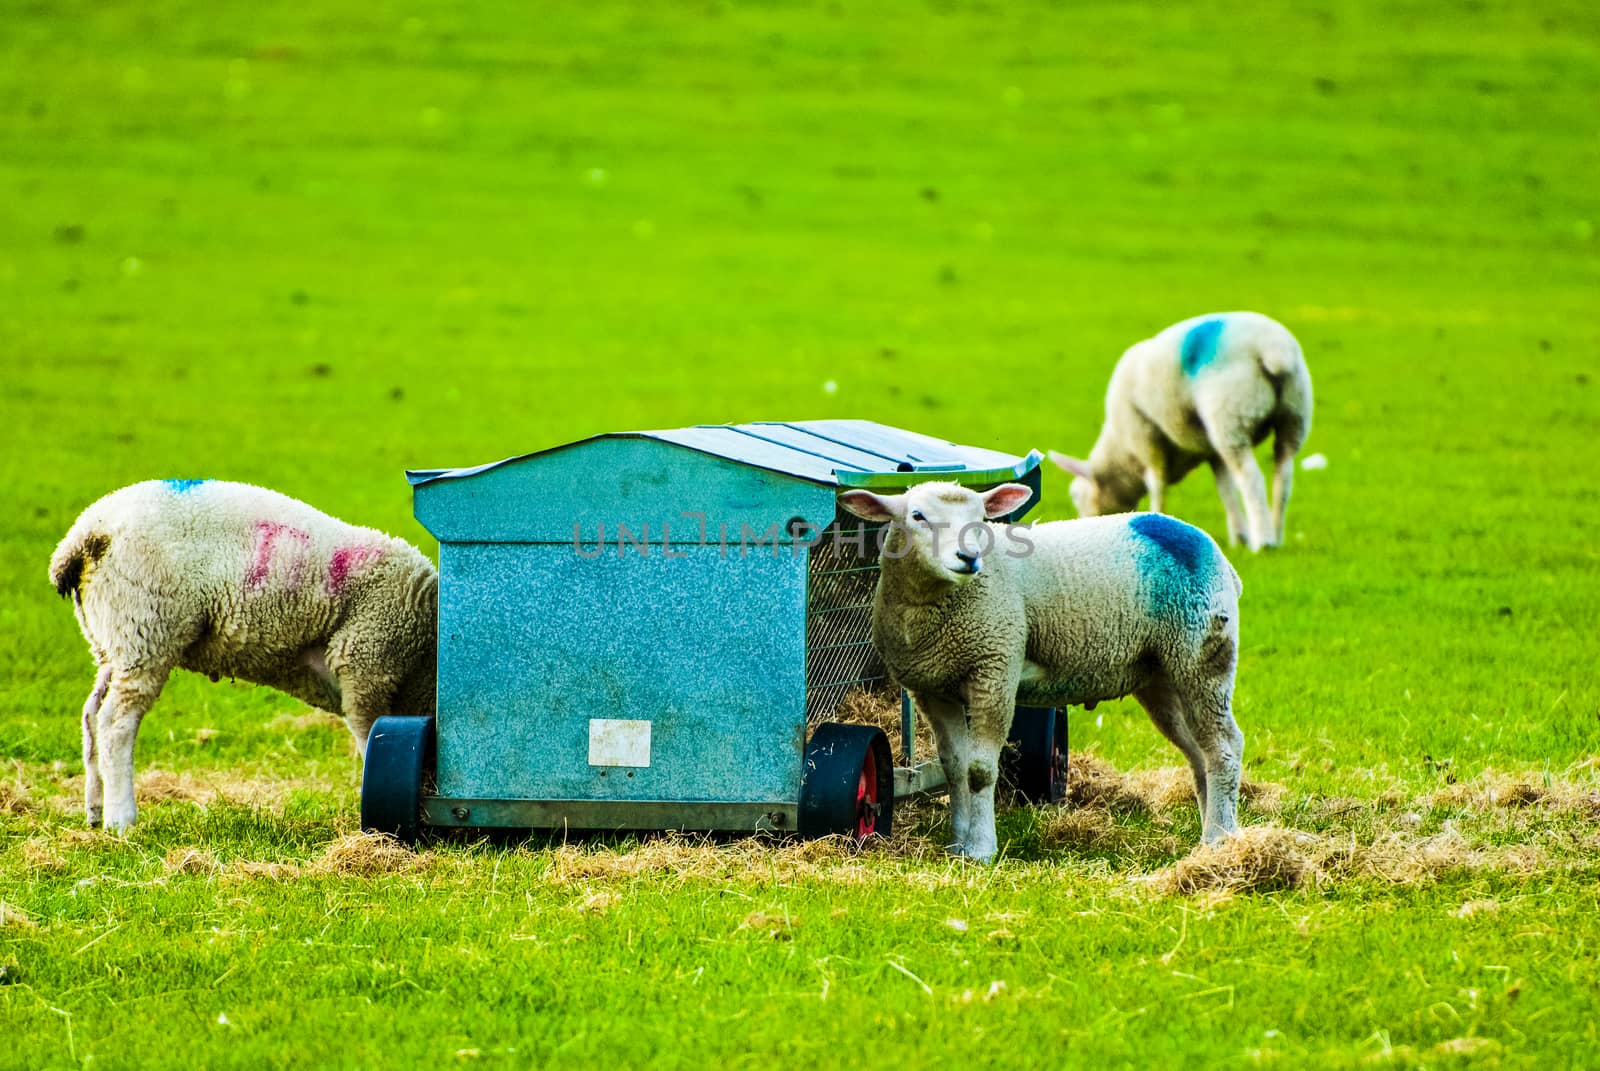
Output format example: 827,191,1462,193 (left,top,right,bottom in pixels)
2,0,1599,1065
